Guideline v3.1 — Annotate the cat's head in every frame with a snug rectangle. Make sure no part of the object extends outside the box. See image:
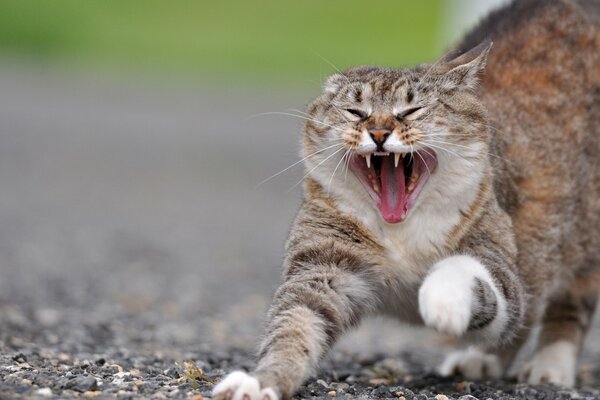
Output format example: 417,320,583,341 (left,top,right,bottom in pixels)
303,42,492,224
